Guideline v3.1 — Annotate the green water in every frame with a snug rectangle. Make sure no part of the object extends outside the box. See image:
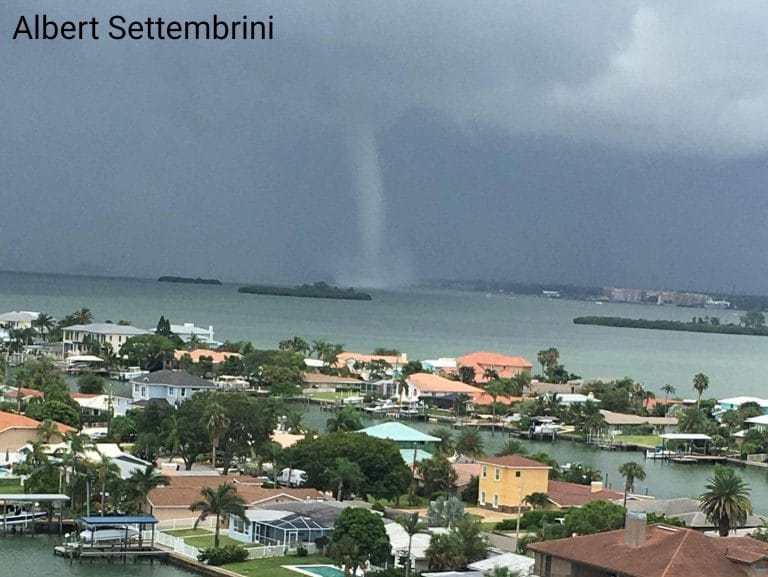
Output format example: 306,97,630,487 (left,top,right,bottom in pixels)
0,270,766,398
0,534,196,577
